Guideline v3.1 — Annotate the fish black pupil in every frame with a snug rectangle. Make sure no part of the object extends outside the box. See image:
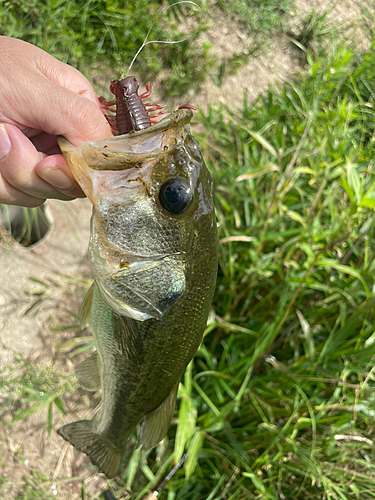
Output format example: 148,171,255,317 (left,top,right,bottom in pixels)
159,178,191,214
